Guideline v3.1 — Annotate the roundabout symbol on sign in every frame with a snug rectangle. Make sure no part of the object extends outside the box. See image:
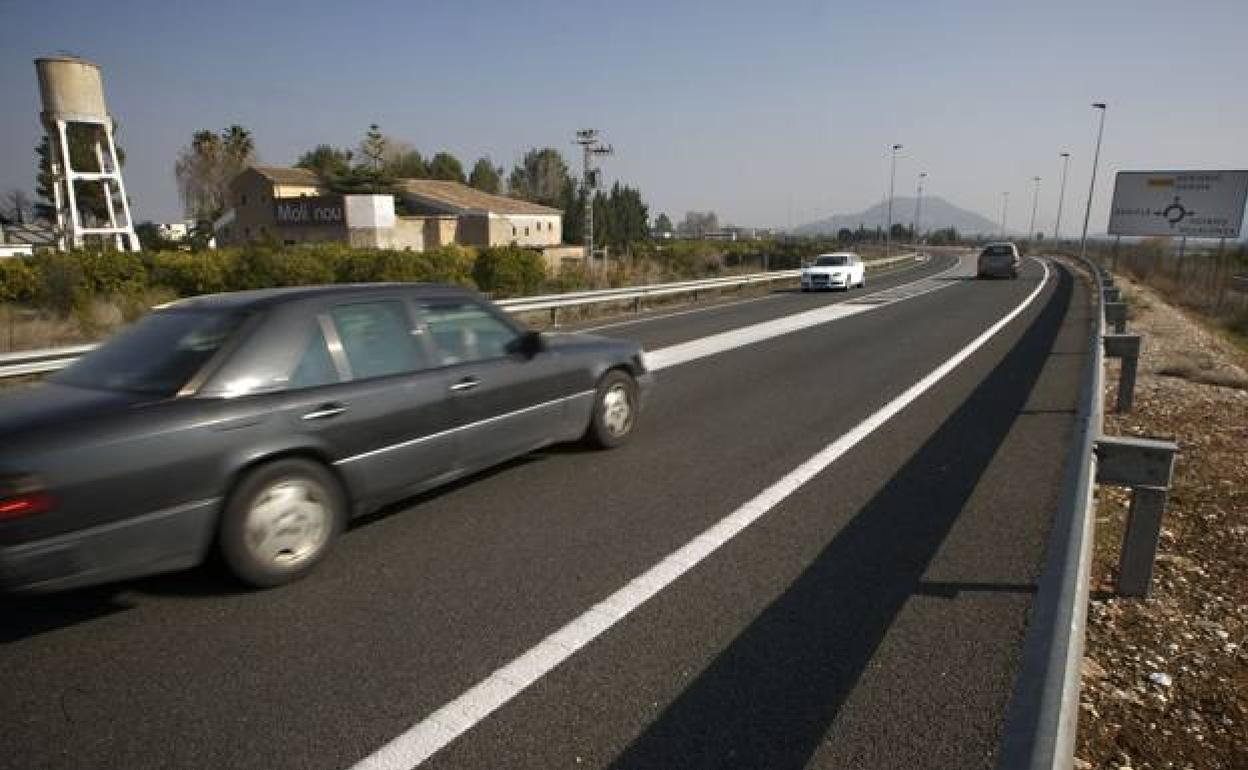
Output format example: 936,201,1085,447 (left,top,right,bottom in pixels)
1155,196,1196,228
